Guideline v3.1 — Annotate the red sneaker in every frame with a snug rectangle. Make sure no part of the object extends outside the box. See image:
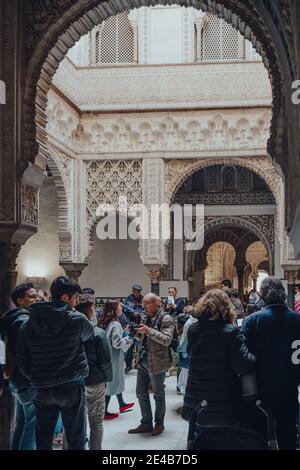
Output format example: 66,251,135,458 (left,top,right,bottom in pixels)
120,403,135,413
104,413,119,420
